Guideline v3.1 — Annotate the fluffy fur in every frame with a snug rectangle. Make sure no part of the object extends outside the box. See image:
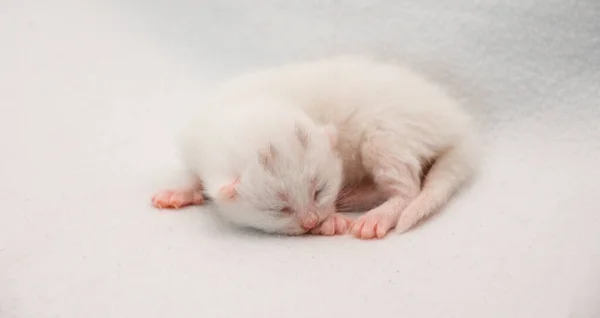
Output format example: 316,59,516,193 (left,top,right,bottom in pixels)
151,56,479,239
